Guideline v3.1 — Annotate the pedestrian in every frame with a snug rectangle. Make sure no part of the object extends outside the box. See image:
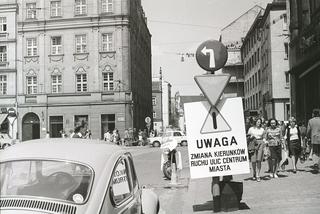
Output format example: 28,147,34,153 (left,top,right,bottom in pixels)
104,130,111,143
45,131,50,139
307,108,320,171
85,130,92,139
264,119,282,178
134,128,139,141
247,118,265,182
124,129,129,145
72,124,86,138
112,129,120,145
284,117,301,173
299,121,307,163
138,129,143,146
